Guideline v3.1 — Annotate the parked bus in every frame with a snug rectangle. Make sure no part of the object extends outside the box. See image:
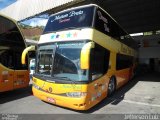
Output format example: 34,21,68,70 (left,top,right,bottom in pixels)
0,14,30,92
22,4,137,110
